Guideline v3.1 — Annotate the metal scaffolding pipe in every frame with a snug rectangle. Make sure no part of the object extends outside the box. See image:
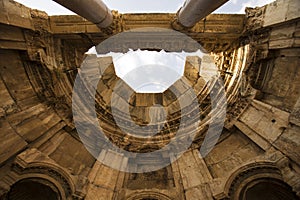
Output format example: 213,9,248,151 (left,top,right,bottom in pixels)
53,0,113,28
177,0,229,28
